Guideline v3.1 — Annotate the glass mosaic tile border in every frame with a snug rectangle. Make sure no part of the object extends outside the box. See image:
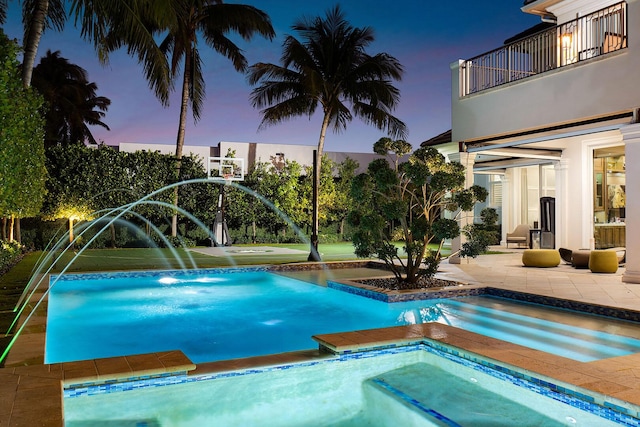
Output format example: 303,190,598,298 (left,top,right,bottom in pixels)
50,260,387,283
328,280,640,323
371,377,462,427
50,266,270,282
